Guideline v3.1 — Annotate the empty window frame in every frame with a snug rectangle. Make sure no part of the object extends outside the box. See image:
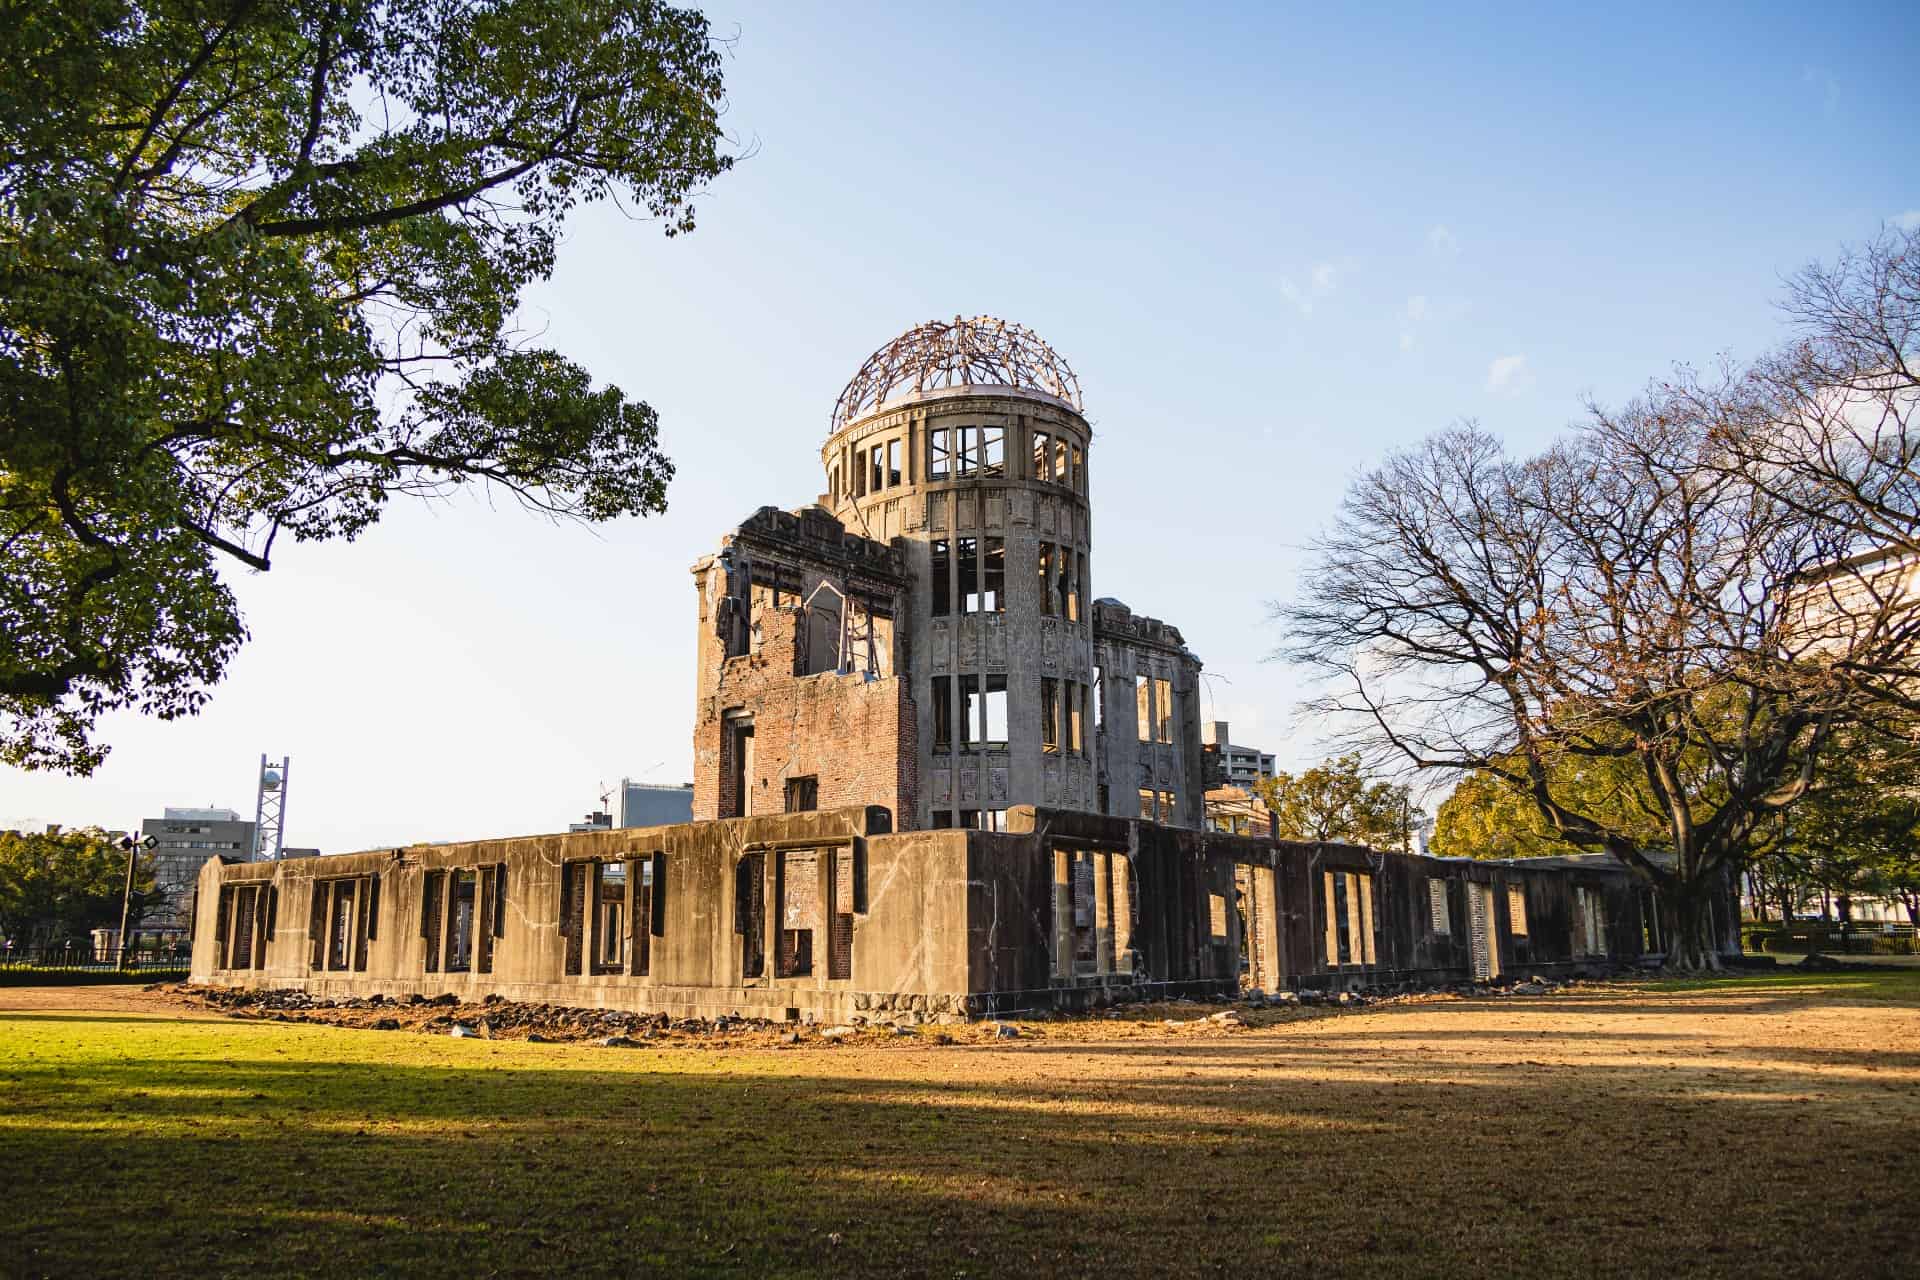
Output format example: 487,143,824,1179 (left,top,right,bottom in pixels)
1053,436,1070,488
962,673,1008,749
444,869,477,973
1038,542,1055,616
930,539,952,616
829,848,855,980
978,537,1005,612
309,876,377,974
932,675,953,750
1573,886,1606,956
777,849,819,978
1092,665,1103,730
828,463,841,505
1322,871,1377,967
1136,675,1152,742
1068,681,1085,754
929,427,952,480
1507,883,1529,936
476,864,505,974
868,443,886,494
1032,430,1052,481
1041,677,1060,754
957,537,978,614
1154,677,1174,744
1071,551,1086,621
631,854,664,978
887,438,902,487
785,775,819,812
1072,442,1085,493
954,426,979,477
980,427,1005,477
1428,877,1451,935
591,861,626,975
1158,791,1176,822
1138,788,1156,820
217,882,273,970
